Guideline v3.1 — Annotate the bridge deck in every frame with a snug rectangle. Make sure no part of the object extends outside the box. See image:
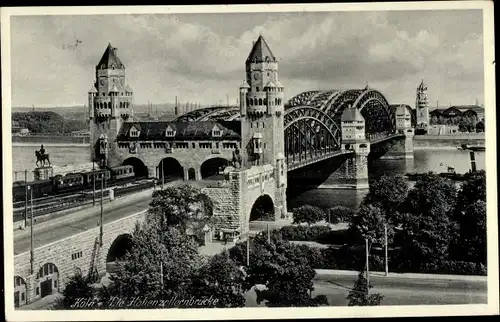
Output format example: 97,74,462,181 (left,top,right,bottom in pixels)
286,133,404,171
287,150,354,171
